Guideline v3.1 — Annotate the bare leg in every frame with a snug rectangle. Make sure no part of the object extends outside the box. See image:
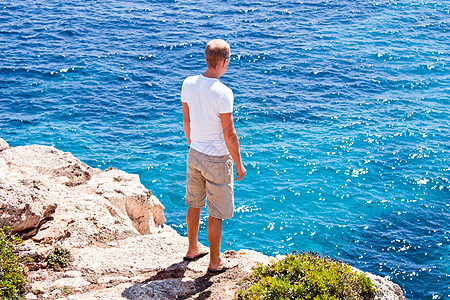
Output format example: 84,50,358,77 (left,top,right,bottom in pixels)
186,207,202,258
207,216,226,270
